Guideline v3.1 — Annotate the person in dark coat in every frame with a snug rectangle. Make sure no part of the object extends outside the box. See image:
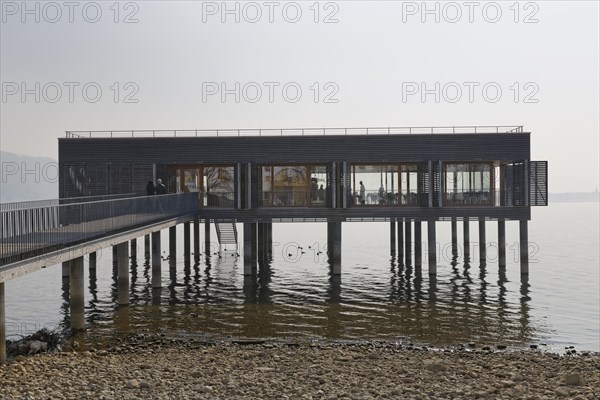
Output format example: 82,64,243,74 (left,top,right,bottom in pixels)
156,179,167,195
146,180,156,195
